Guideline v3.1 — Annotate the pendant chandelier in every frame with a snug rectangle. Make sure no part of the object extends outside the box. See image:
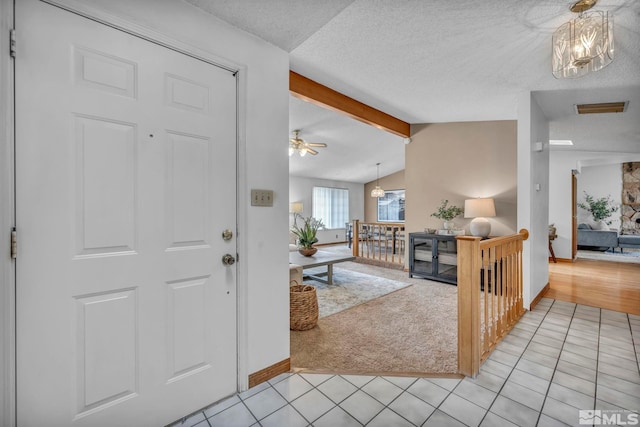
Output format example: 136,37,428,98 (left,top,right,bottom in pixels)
371,163,385,198
552,0,613,79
